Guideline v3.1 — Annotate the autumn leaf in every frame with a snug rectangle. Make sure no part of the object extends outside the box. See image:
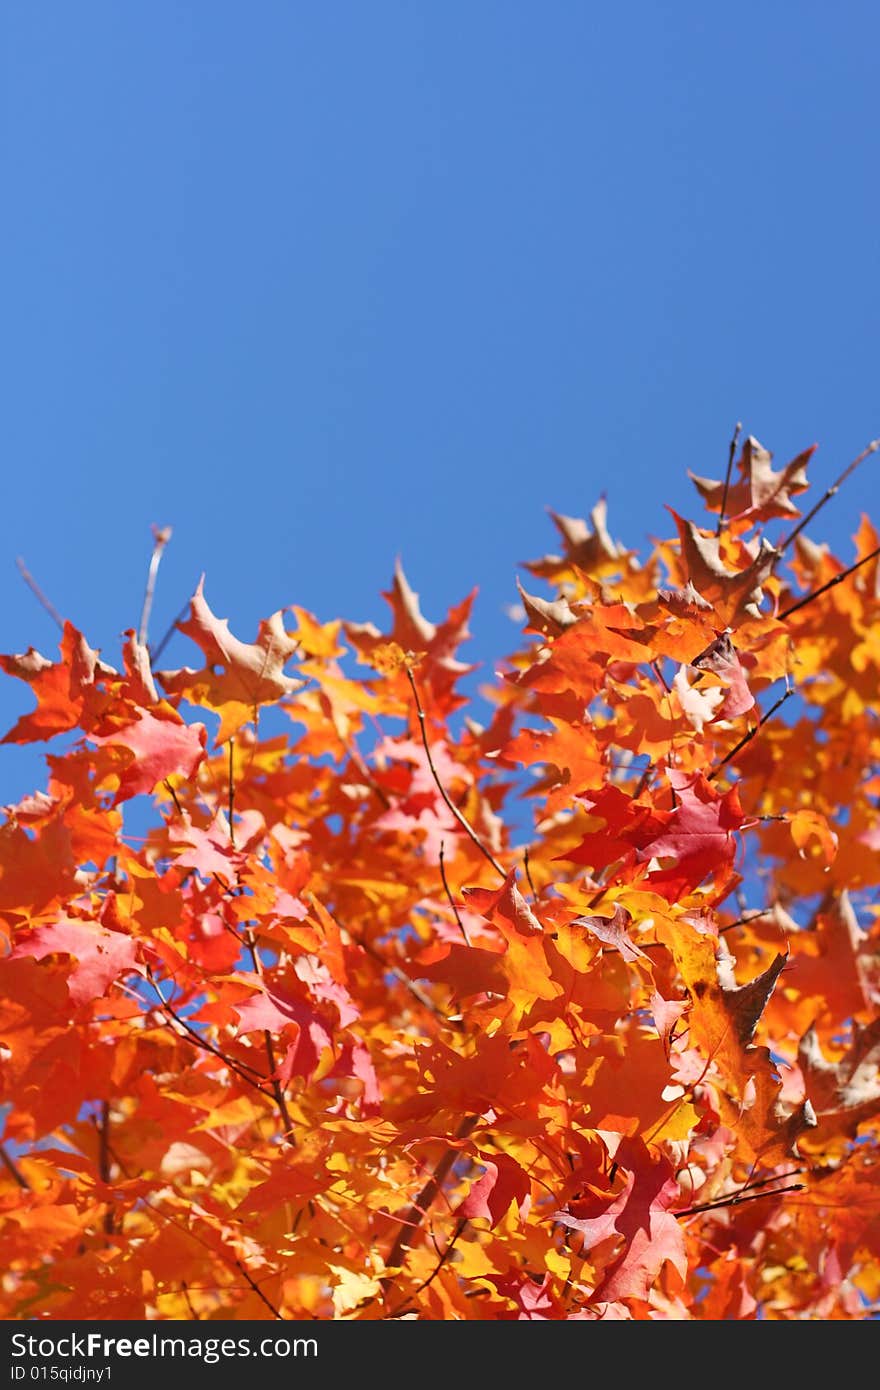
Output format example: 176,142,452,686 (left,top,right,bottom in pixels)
690,437,815,525
10,916,139,1007
157,578,303,739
